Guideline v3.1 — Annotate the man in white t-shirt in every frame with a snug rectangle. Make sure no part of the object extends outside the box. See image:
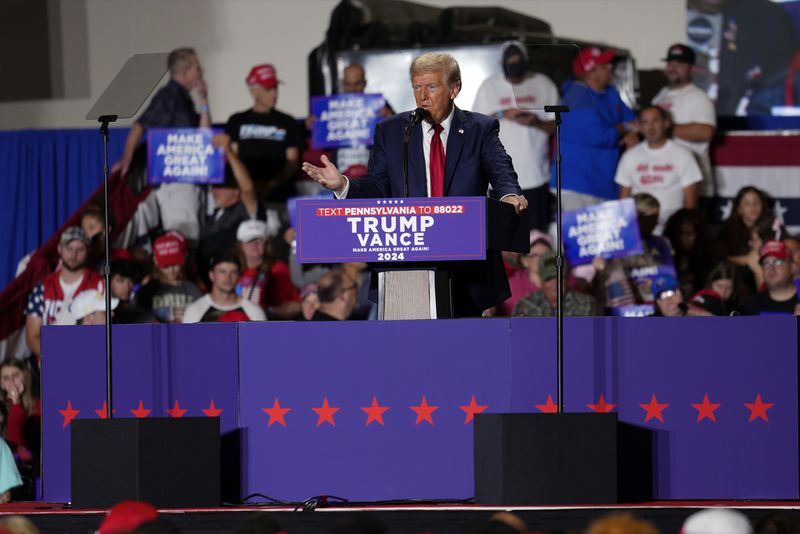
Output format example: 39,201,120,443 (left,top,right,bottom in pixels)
182,253,266,323
651,44,716,195
473,41,558,231
615,106,702,234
